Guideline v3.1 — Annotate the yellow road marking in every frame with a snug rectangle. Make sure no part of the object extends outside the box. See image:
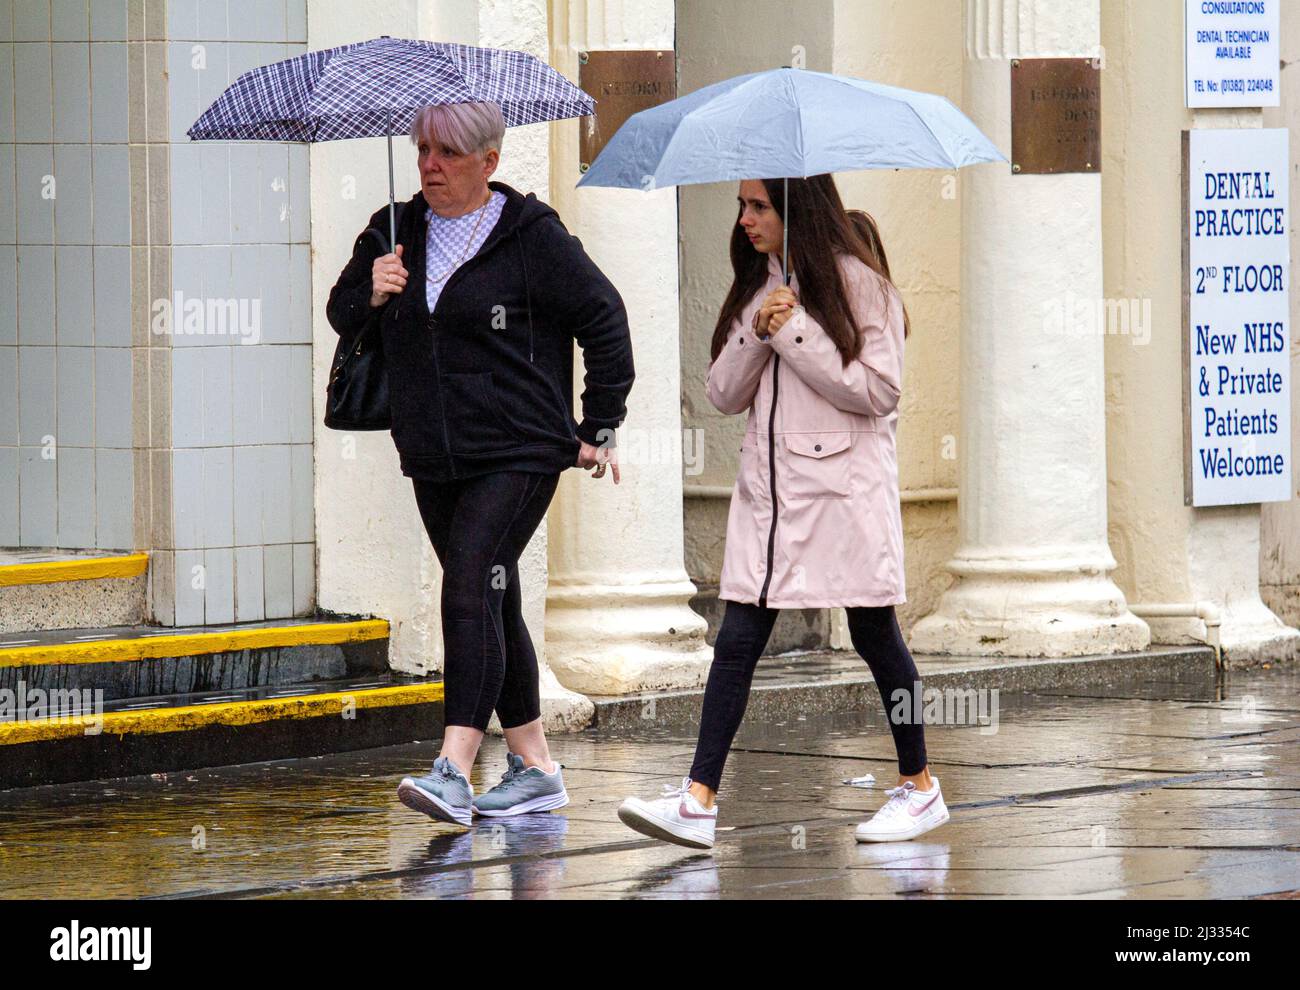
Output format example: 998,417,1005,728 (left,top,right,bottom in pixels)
0,619,390,668
0,553,149,587
0,681,444,745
